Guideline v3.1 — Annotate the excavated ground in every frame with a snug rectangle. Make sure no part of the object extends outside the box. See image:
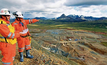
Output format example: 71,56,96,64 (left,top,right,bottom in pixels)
29,29,107,65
